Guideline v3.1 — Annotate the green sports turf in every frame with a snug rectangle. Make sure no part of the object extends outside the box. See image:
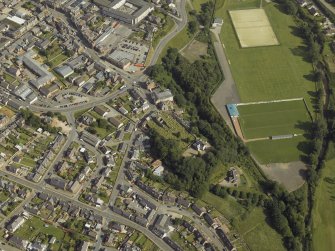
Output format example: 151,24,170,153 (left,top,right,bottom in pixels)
220,1,315,106
238,100,311,139
246,135,309,164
